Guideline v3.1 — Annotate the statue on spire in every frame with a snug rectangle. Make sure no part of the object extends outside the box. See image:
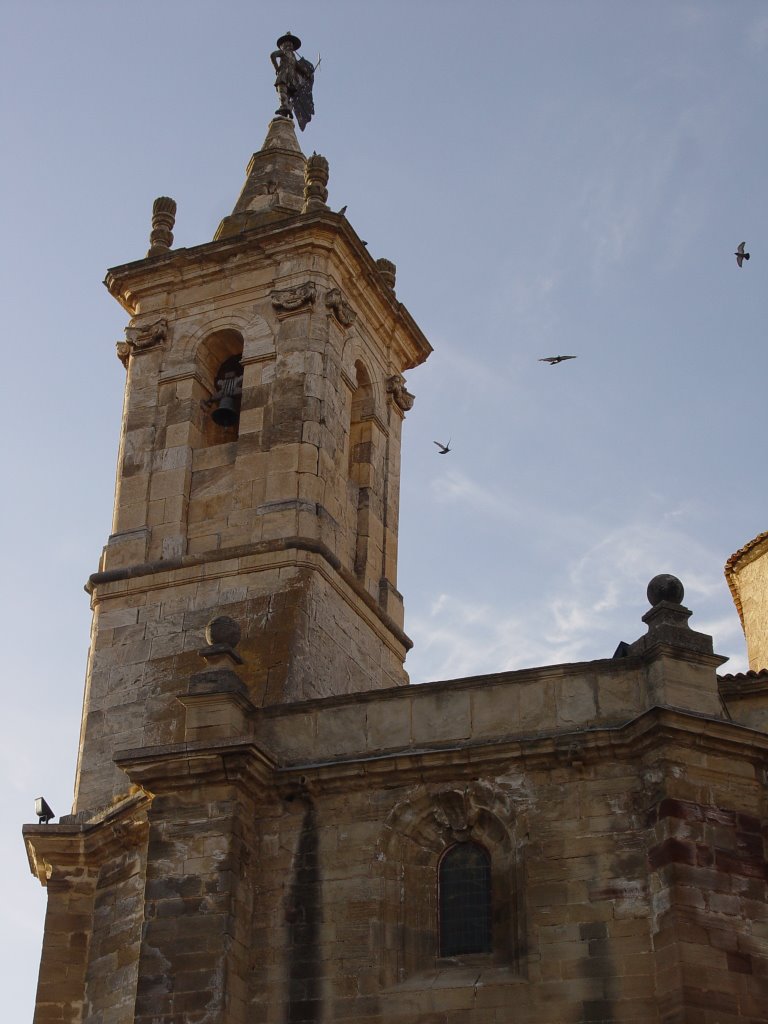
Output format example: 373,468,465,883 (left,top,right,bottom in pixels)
271,32,316,131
